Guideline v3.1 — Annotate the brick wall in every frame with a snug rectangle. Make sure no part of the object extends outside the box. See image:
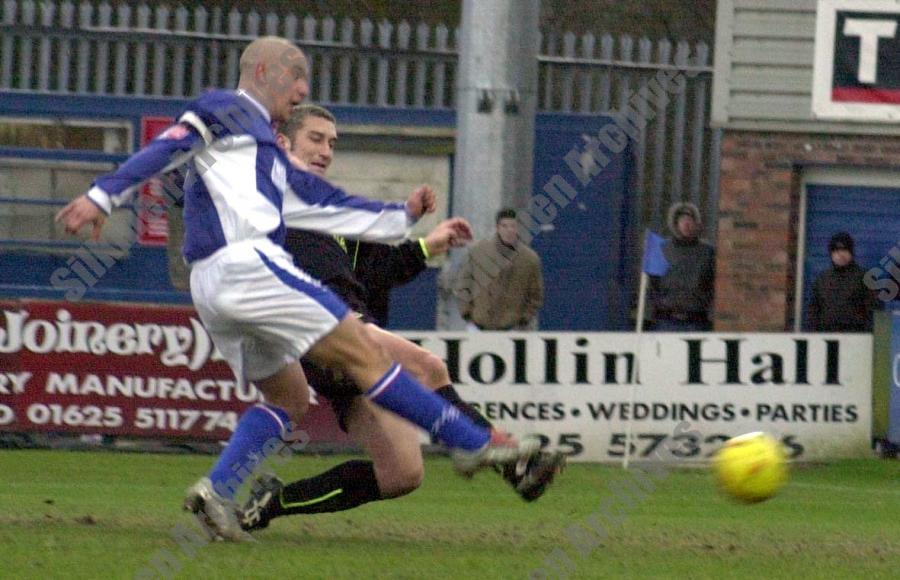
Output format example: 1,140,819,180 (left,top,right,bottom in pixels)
714,130,900,331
